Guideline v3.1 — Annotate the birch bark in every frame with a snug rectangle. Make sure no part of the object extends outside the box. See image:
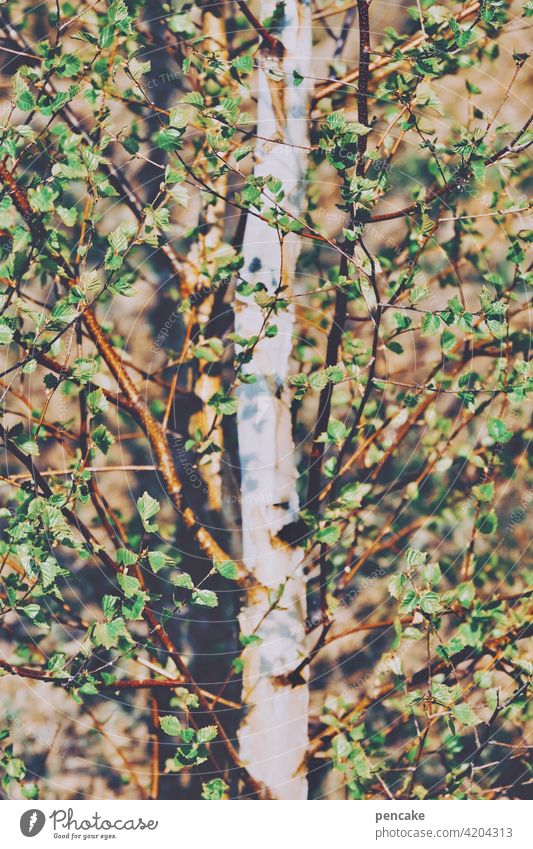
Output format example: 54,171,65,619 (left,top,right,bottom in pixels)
235,0,312,800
